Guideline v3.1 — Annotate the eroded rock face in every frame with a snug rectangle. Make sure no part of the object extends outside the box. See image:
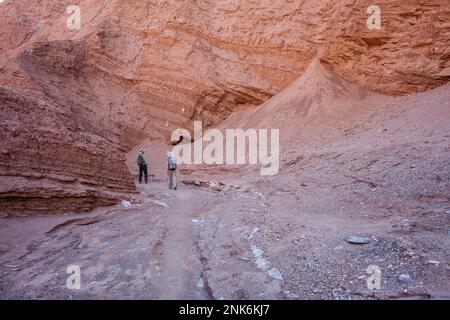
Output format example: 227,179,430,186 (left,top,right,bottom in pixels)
0,0,449,214
2,1,450,126
0,79,136,215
